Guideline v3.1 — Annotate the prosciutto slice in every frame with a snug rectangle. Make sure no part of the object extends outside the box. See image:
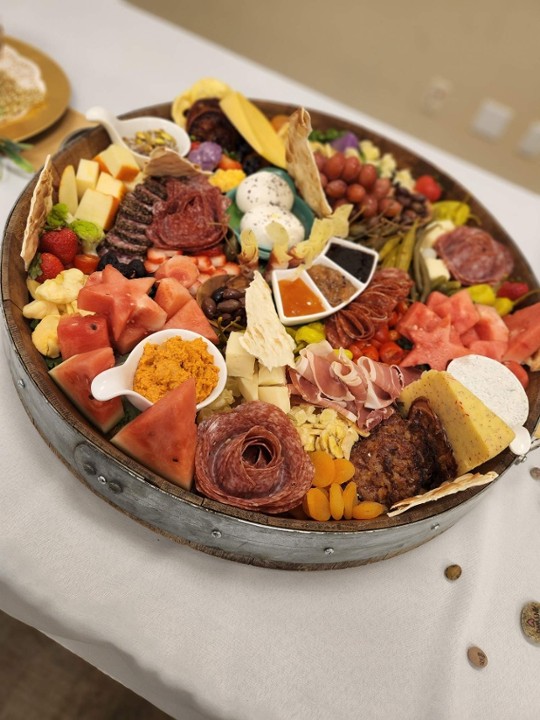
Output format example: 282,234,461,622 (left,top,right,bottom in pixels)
288,340,408,431
195,402,313,514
